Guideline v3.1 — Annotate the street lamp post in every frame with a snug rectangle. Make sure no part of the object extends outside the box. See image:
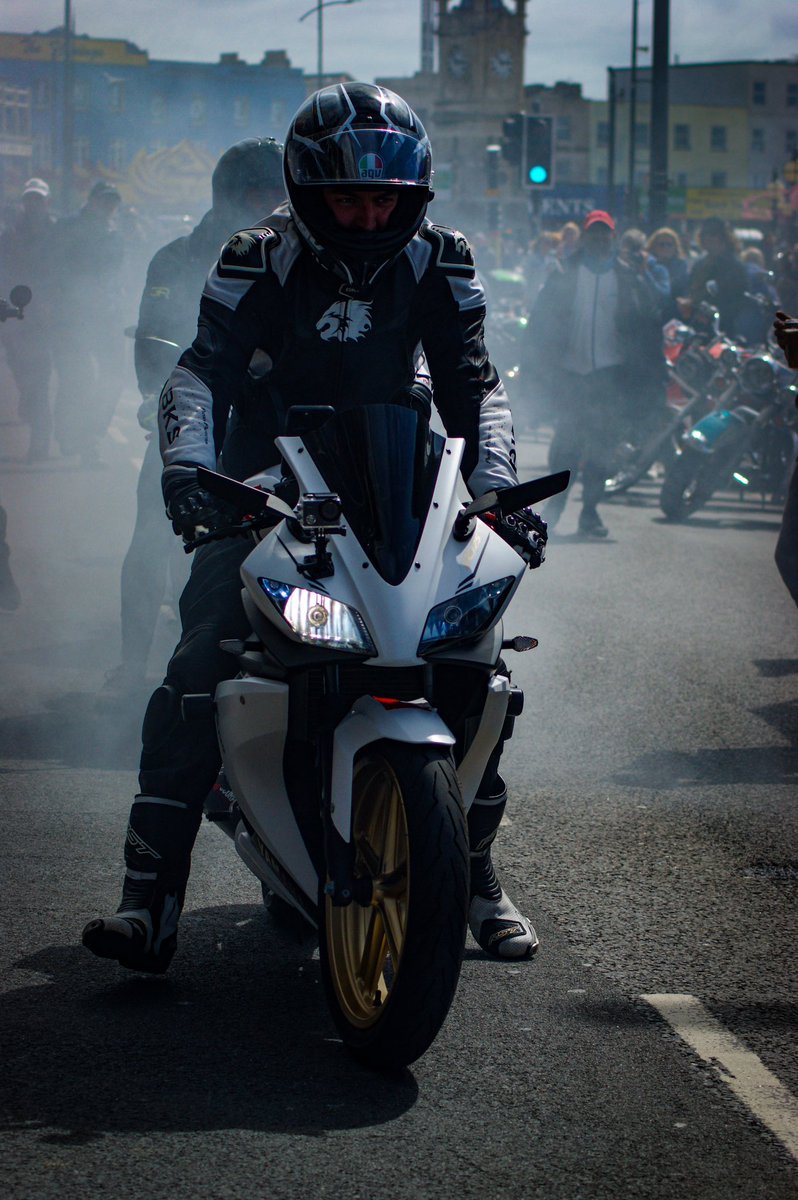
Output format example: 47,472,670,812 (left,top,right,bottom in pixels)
627,0,639,223
299,0,363,93
62,0,74,210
